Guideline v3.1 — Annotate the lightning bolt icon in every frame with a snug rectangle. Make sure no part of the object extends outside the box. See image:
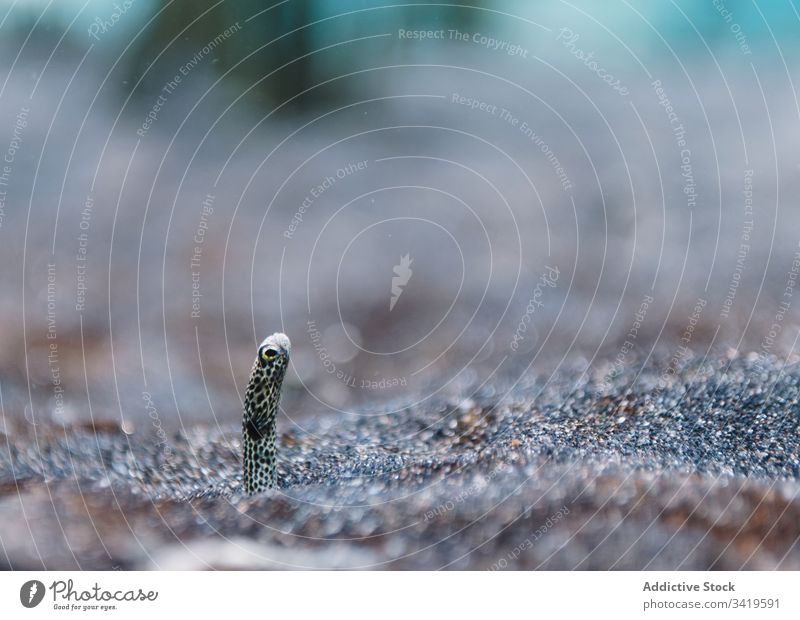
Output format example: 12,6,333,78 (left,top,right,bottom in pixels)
28,582,38,603
390,254,413,311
